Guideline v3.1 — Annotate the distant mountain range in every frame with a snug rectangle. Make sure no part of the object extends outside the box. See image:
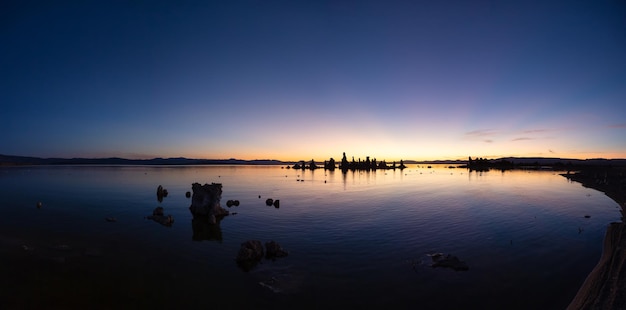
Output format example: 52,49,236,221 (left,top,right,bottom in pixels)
1,154,624,167
0,154,286,166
